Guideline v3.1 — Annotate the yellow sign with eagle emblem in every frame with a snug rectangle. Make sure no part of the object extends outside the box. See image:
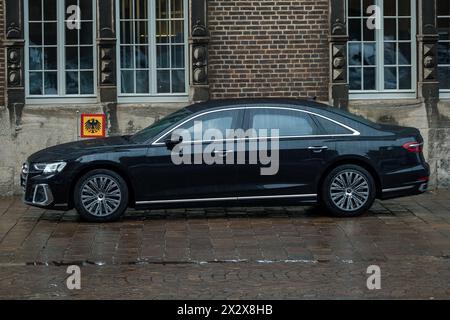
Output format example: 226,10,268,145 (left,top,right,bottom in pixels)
81,114,106,138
